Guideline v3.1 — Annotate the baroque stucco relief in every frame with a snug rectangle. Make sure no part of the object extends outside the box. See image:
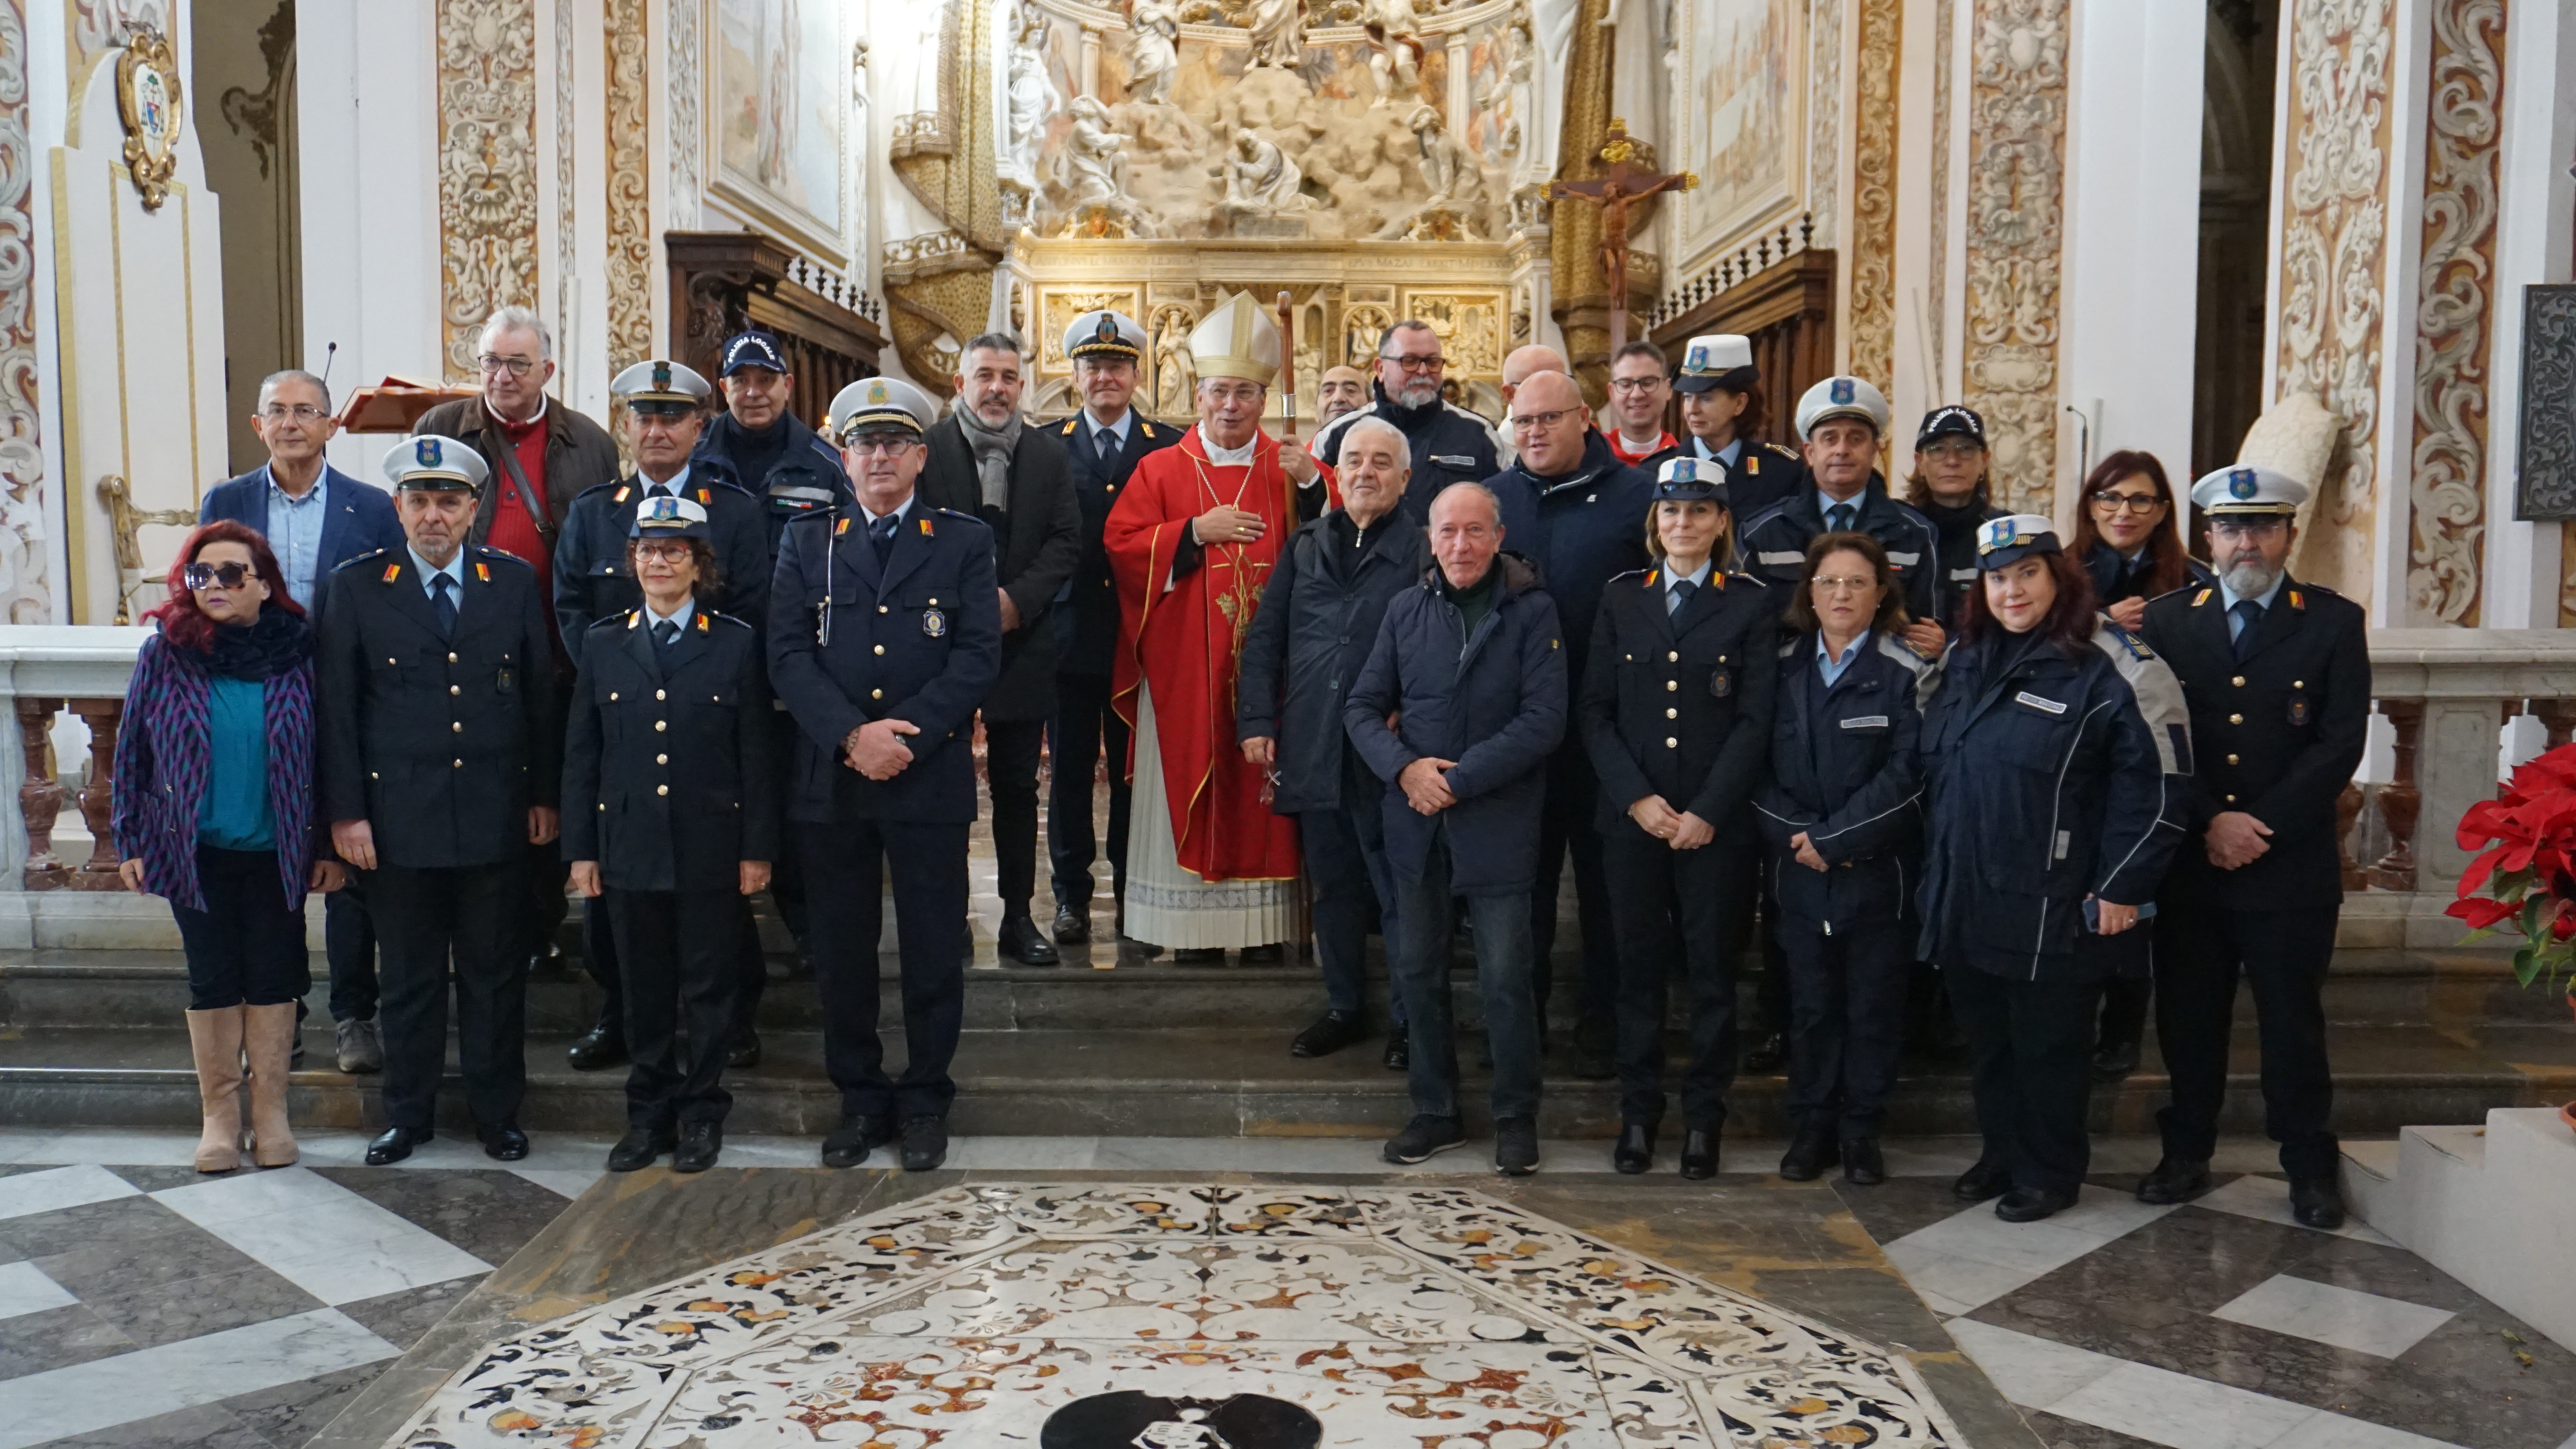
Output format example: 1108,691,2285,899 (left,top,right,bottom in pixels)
435,0,540,382
604,0,652,383
1846,0,1899,393
0,0,44,621
1961,0,2065,515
